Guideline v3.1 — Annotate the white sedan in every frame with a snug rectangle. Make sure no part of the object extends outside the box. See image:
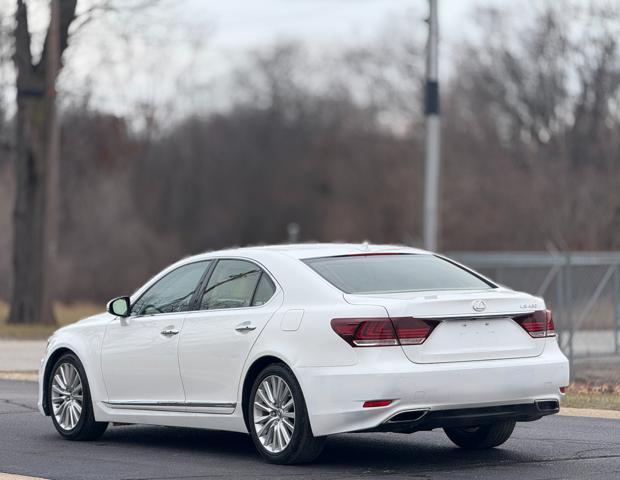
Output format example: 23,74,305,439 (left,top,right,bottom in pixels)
39,243,569,464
